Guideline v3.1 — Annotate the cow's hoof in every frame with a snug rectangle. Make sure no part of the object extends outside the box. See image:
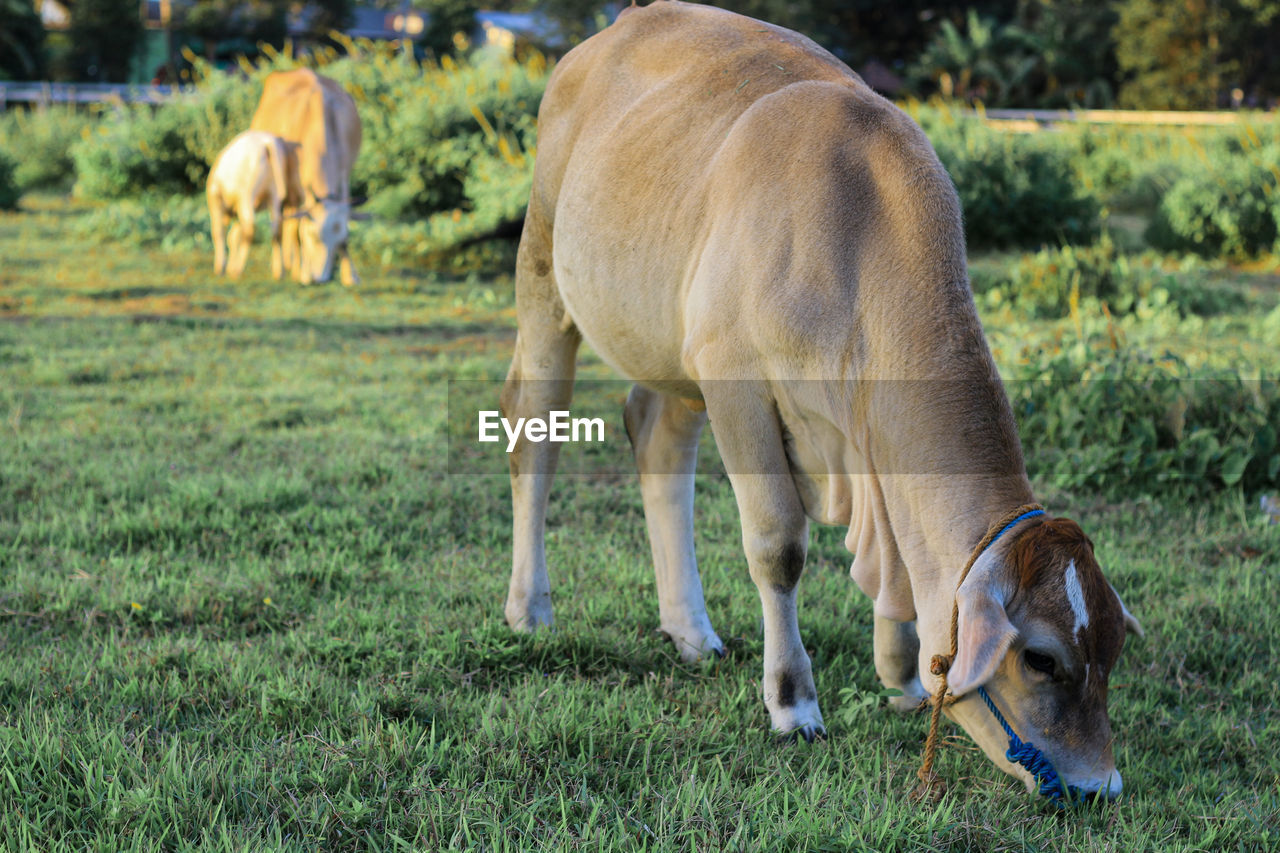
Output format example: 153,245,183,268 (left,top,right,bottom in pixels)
888,683,928,714
777,724,827,745
658,626,726,664
505,599,554,633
